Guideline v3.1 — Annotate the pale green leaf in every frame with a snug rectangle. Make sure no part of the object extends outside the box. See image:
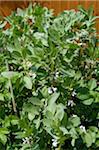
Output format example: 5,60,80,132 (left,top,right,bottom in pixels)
28,113,35,121
88,79,97,90
70,115,80,127
59,127,69,135
28,97,43,106
55,103,65,121
24,76,32,89
82,98,94,105
84,132,93,147
0,93,4,101
1,71,18,79
48,92,60,106
0,134,7,145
